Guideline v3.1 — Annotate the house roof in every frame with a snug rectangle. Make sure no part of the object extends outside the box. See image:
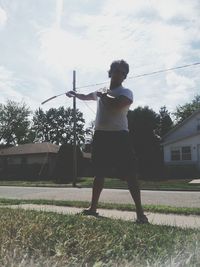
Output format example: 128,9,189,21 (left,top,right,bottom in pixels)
161,132,200,146
162,109,200,140
0,142,60,156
